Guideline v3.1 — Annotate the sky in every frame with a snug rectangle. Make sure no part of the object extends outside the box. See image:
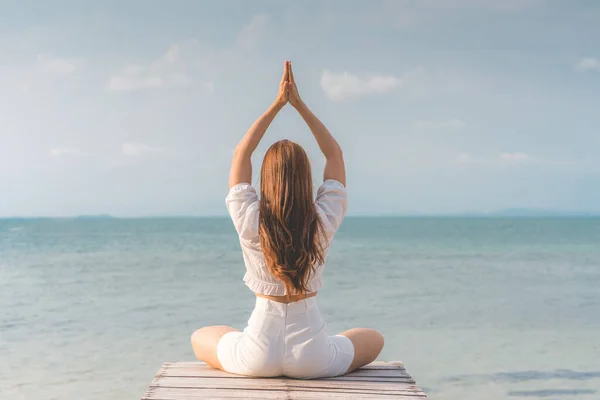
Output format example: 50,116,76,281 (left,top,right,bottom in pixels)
1,0,599,217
